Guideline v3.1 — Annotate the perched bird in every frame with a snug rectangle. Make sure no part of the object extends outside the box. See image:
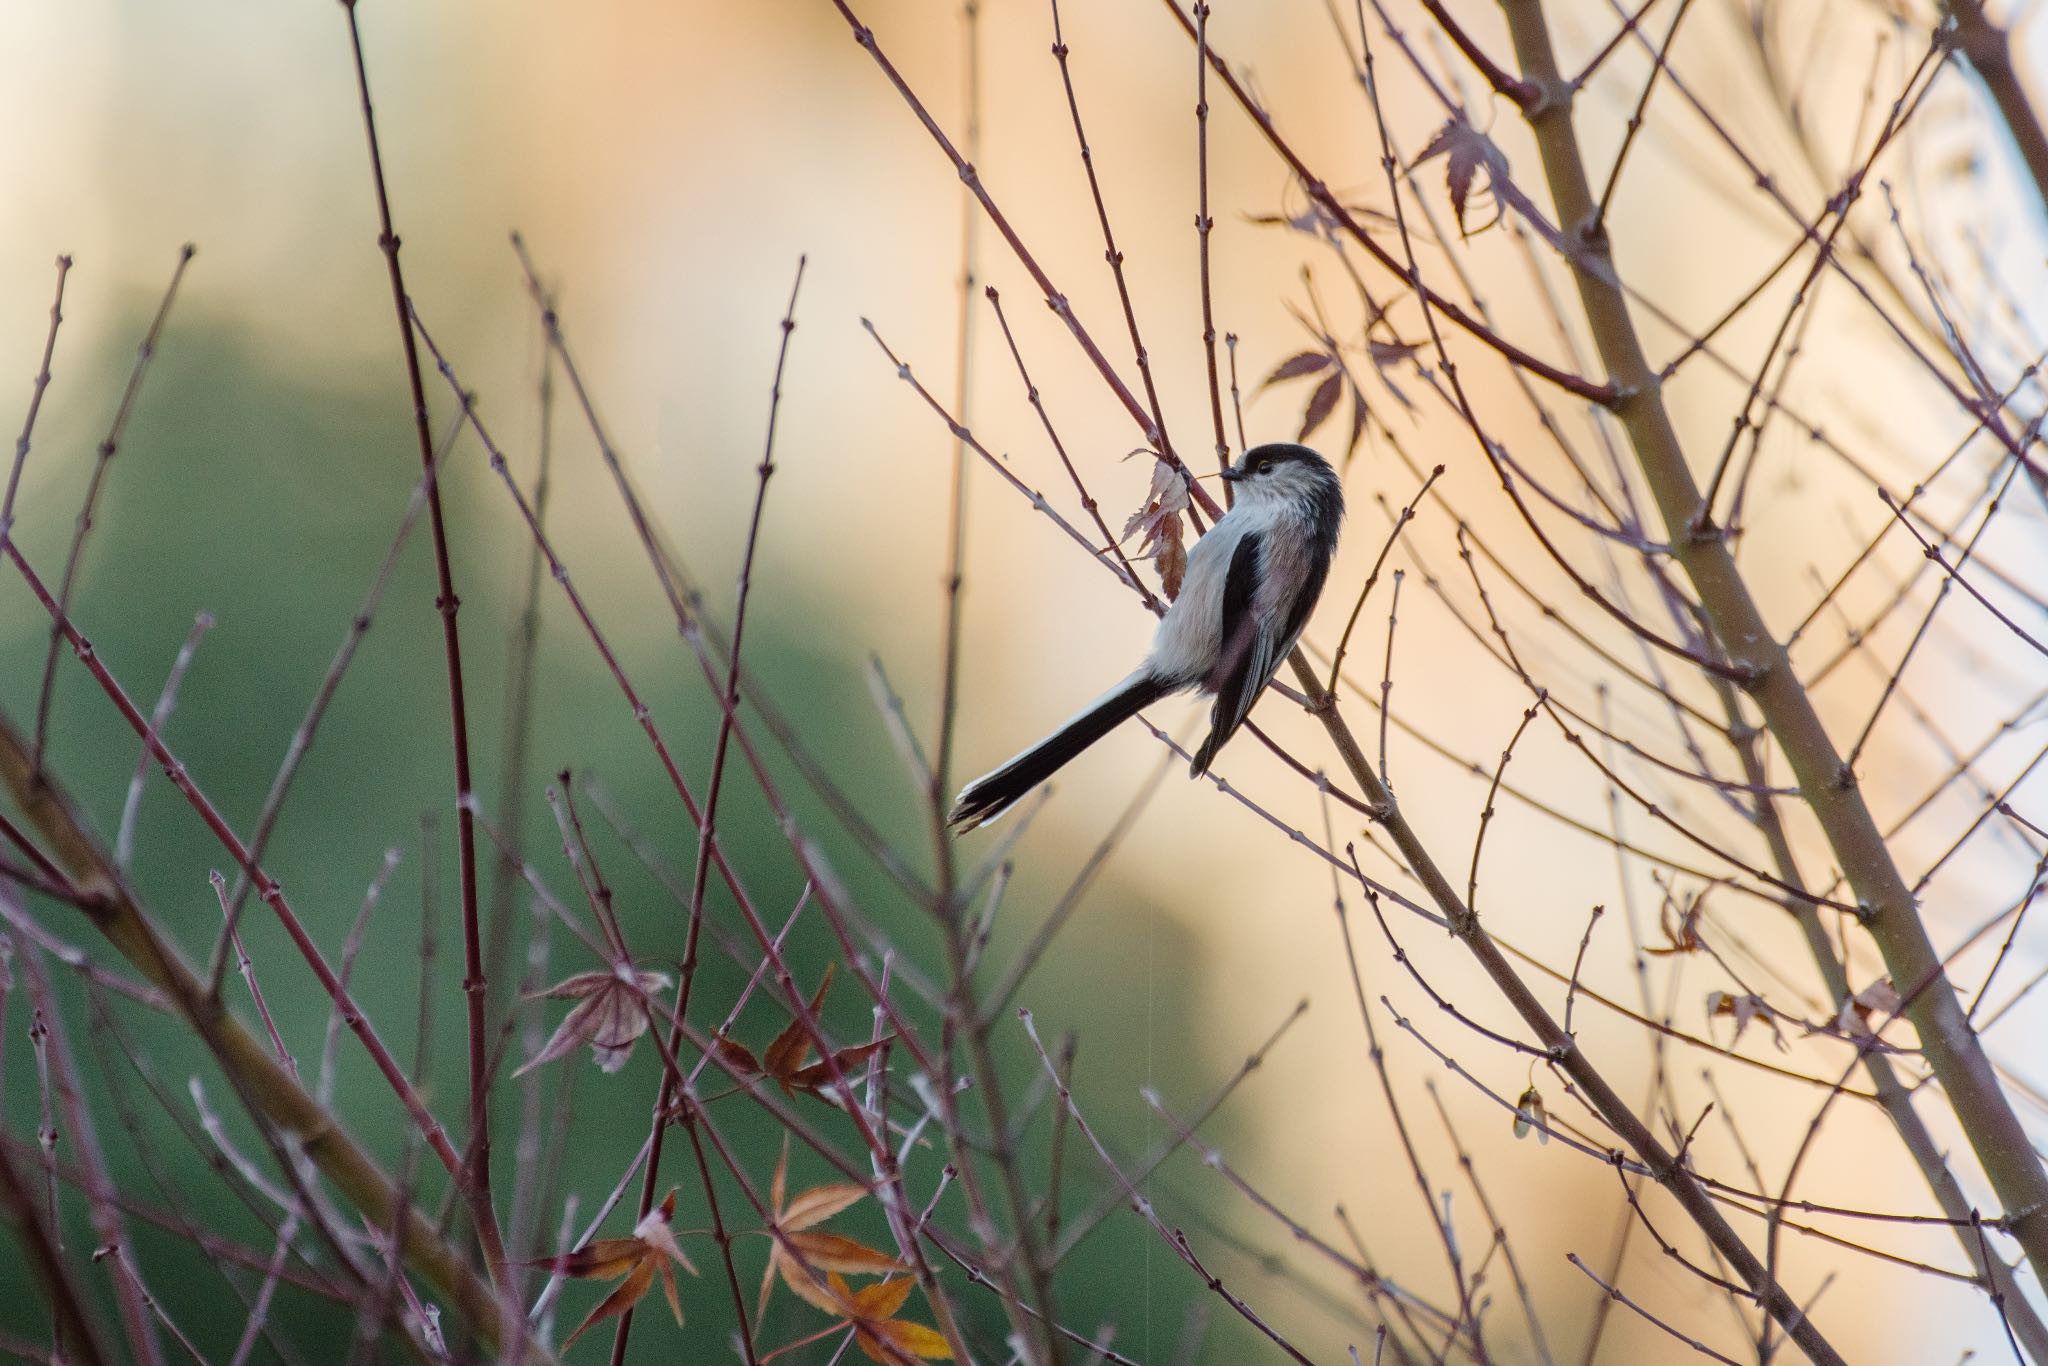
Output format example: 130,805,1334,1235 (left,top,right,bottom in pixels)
948,442,1344,831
